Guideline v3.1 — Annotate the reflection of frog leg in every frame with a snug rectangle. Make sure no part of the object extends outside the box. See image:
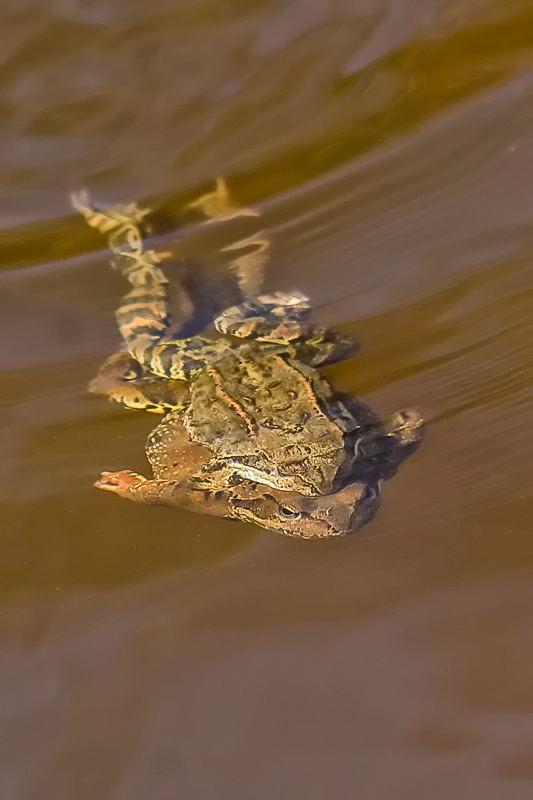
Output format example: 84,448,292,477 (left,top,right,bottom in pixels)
95,470,231,517
185,177,259,221
221,231,270,298
186,177,270,298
